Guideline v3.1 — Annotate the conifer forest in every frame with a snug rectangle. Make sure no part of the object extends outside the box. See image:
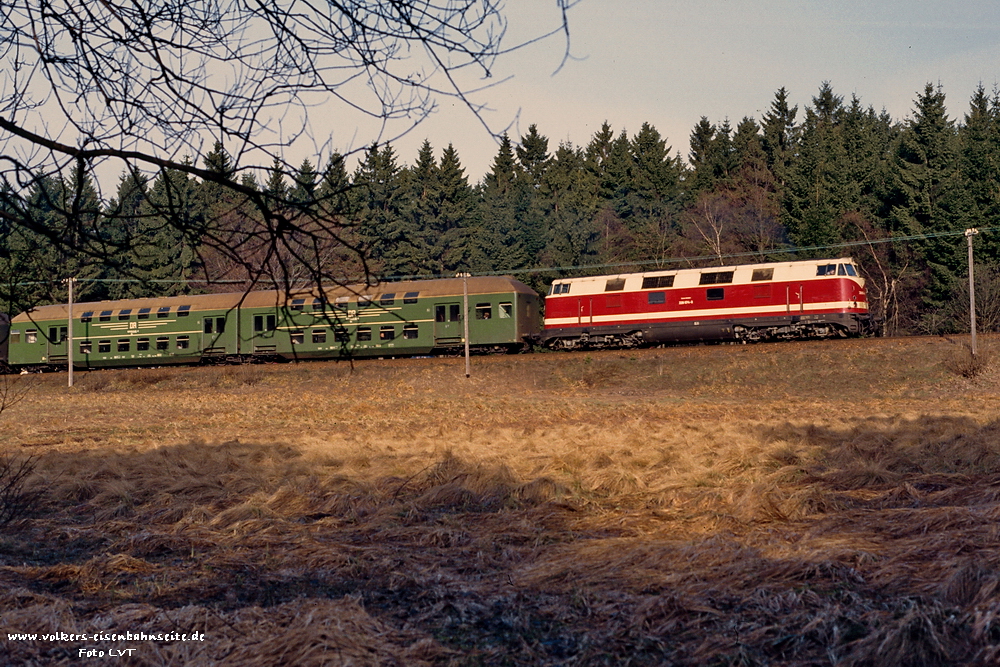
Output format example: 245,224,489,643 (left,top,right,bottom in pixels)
5,81,1000,337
